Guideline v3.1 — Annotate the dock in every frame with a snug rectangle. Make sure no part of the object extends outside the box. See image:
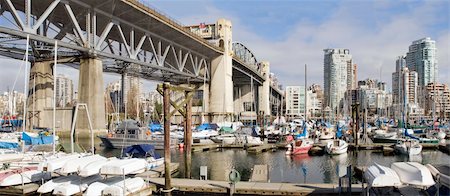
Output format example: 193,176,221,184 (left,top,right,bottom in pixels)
247,144,276,154
191,144,219,152
438,143,450,154
249,165,269,182
147,177,363,195
0,183,39,195
136,163,179,178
